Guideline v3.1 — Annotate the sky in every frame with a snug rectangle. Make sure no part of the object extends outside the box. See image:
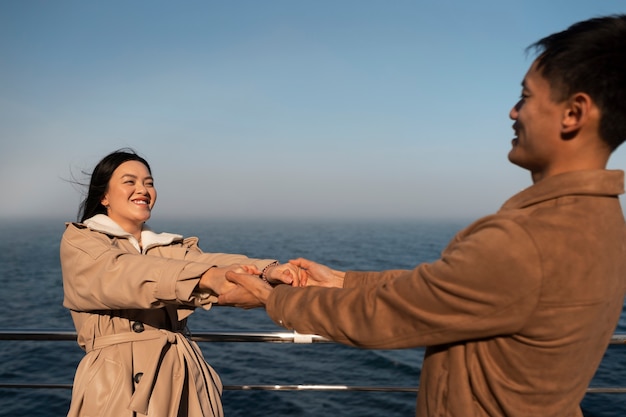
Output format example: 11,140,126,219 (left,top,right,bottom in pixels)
1,0,625,222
